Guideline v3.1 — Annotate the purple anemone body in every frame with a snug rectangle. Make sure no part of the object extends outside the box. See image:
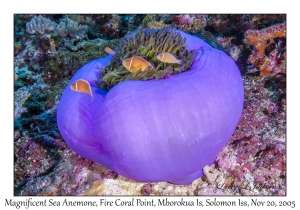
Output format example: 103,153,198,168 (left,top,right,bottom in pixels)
57,31,244,184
